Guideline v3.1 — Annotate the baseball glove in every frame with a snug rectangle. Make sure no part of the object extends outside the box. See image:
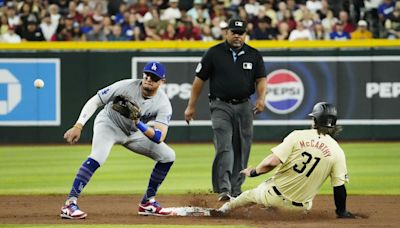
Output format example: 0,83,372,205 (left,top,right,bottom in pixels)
112,95,141,120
